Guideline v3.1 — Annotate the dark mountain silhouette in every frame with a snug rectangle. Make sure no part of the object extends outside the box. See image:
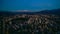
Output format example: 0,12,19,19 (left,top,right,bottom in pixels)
36,9,60,15
0,9,60,16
